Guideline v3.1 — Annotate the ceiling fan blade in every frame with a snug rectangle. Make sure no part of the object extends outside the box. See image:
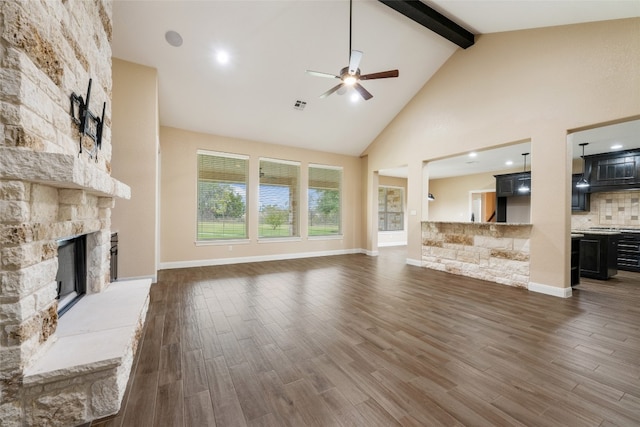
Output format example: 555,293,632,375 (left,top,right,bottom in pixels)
353,83,373,101
349,50,363,74
320,83,345,98
306,70,340,79
360,69,399,80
